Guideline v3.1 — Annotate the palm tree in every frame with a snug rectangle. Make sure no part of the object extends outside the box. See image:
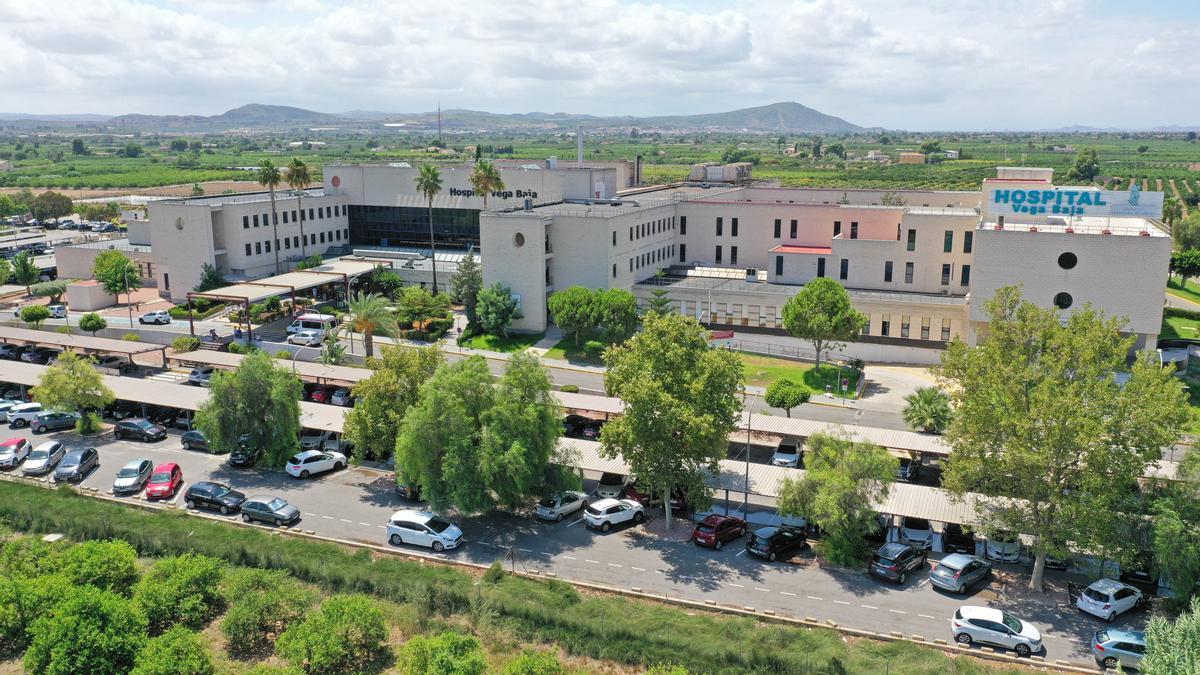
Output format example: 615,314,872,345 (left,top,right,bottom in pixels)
469,159,505,210
348,291,397,358
414,164,443,293
901,386,953,434
257,160,283,274
1163,195,1183,231
287,158,312,261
